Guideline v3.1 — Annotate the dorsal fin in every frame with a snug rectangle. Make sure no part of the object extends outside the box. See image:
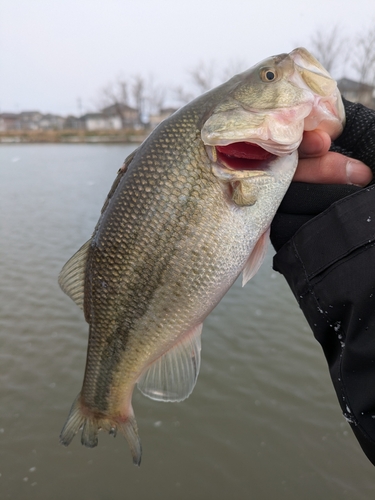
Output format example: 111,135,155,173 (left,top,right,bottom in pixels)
100,147,138,216
242,228,270,286
58,239,91,309
58,150,137,310
137,324,202,402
